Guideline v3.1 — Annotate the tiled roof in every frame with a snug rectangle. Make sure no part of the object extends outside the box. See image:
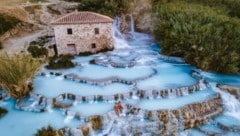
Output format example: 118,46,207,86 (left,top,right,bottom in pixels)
51,11,113,25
